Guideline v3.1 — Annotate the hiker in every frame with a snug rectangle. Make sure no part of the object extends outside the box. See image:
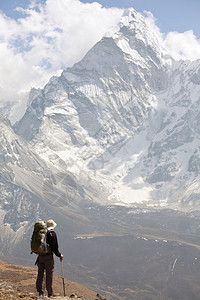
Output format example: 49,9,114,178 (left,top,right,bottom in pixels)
35,219,63,298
